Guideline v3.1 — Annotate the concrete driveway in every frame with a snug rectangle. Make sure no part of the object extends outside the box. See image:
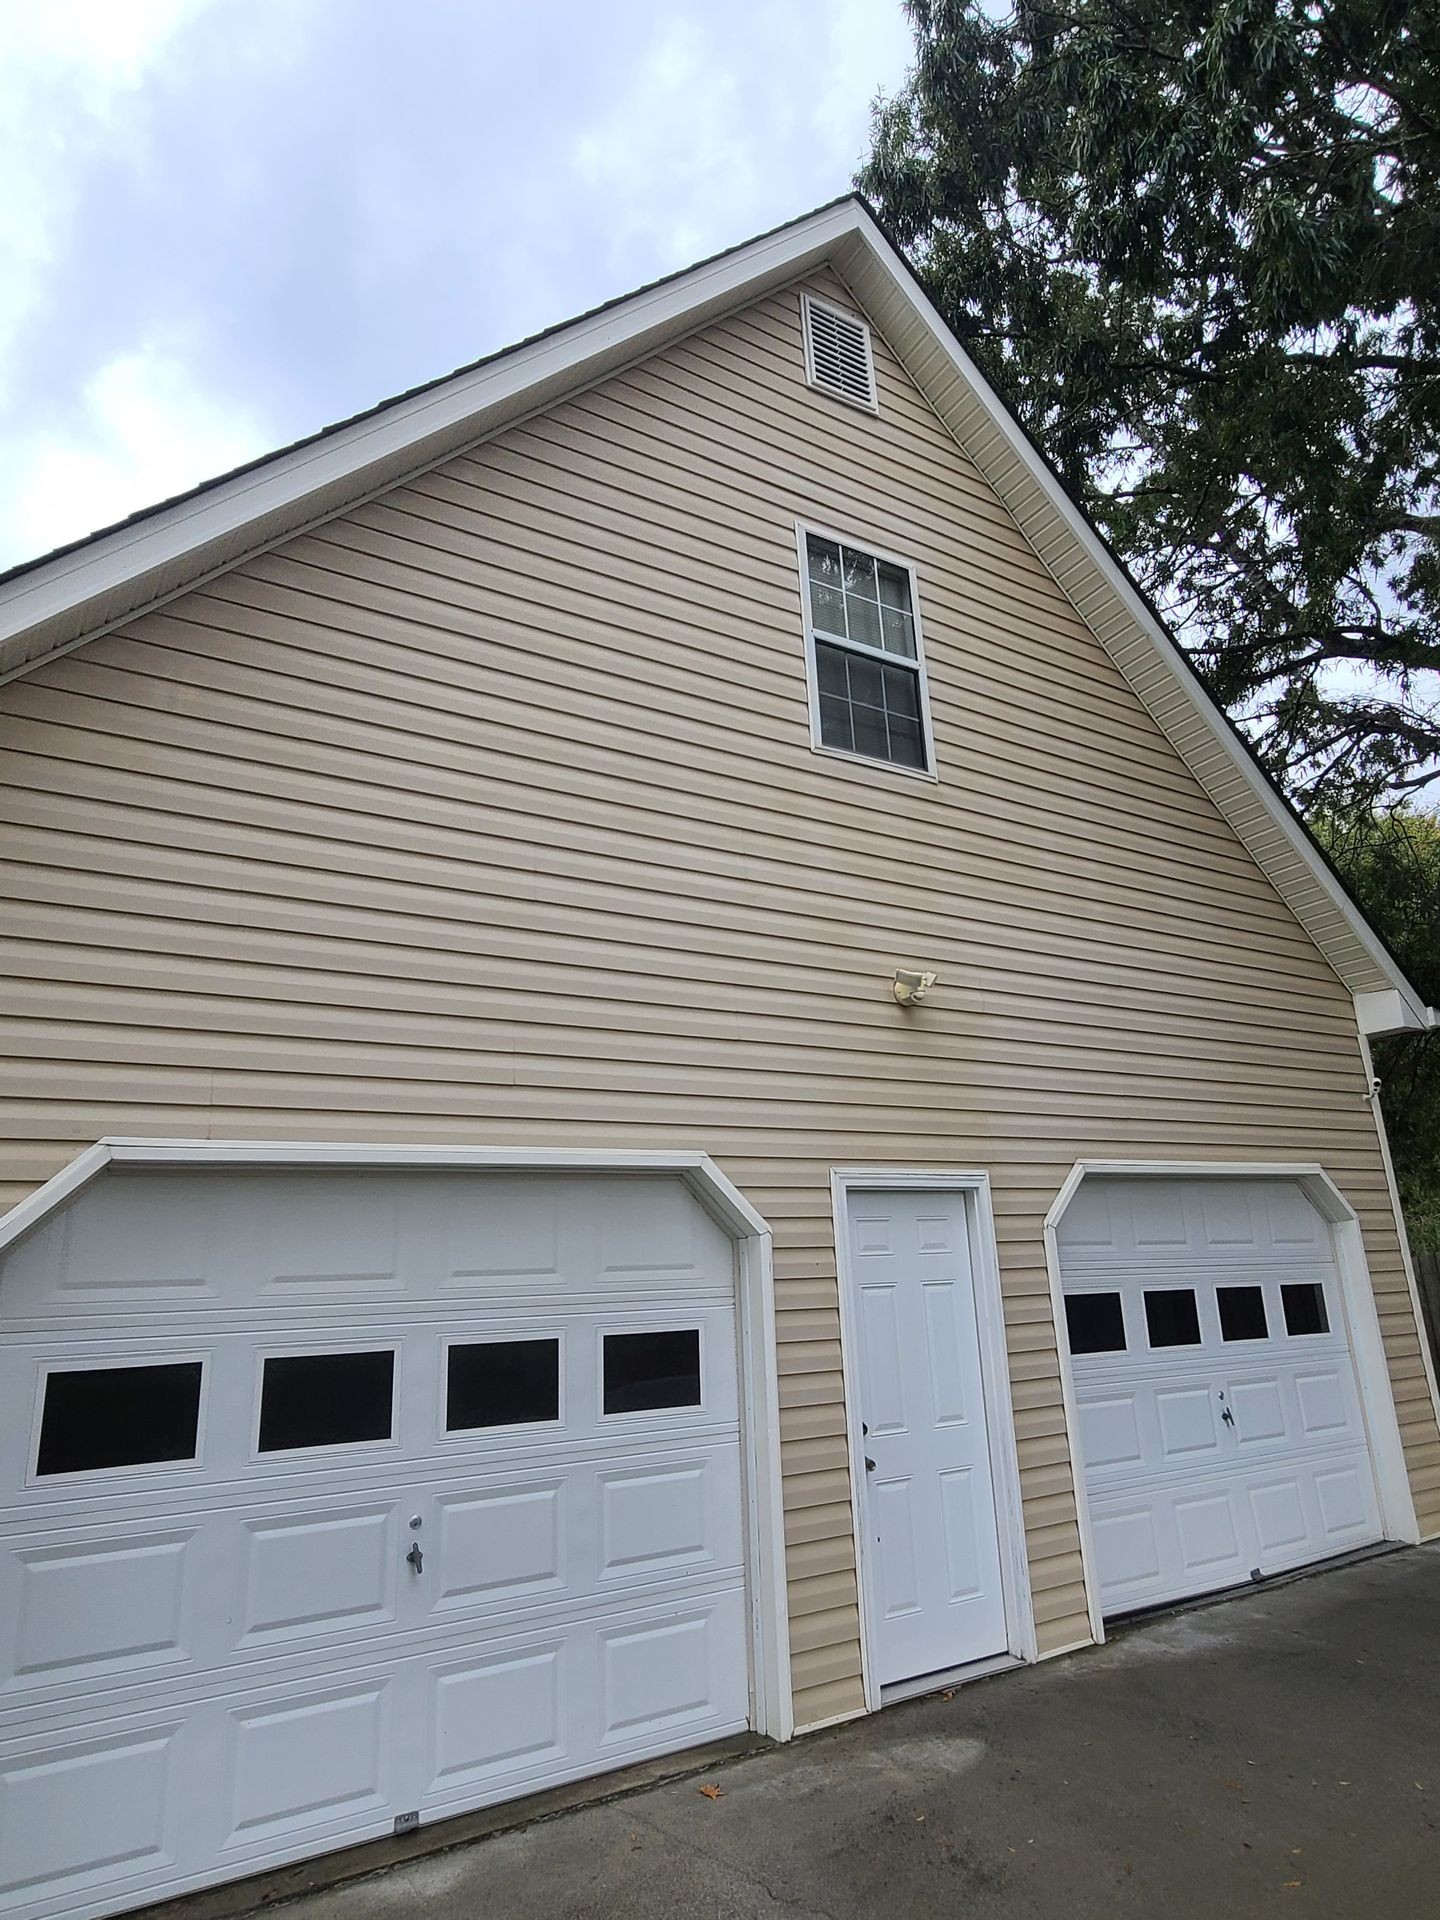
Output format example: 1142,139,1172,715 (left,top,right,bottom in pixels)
273,1545,1439,1919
